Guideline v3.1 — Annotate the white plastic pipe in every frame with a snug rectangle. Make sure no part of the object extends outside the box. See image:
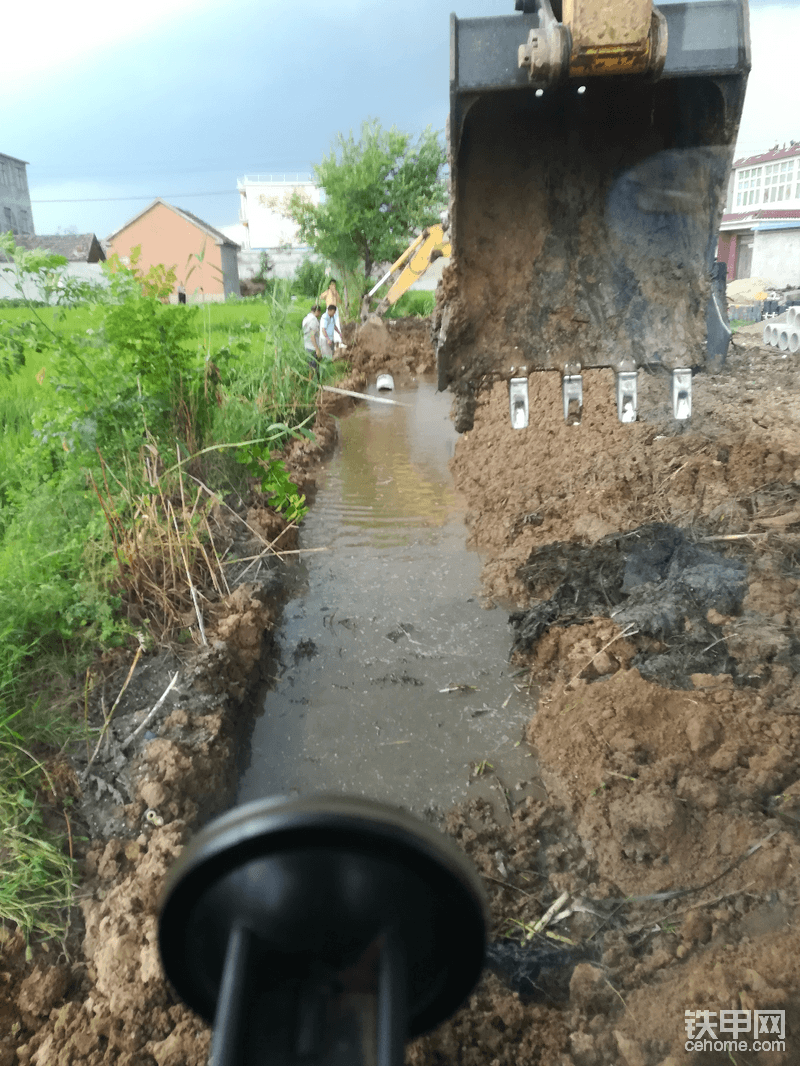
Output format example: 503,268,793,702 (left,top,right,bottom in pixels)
321,385,409,407
763,323,774,345
778,327,790,351
789,329,800,354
